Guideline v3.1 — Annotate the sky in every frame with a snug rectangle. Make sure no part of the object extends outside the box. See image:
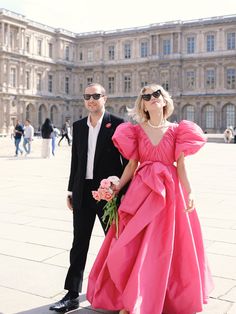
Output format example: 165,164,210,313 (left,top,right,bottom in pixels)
1,0,236,33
